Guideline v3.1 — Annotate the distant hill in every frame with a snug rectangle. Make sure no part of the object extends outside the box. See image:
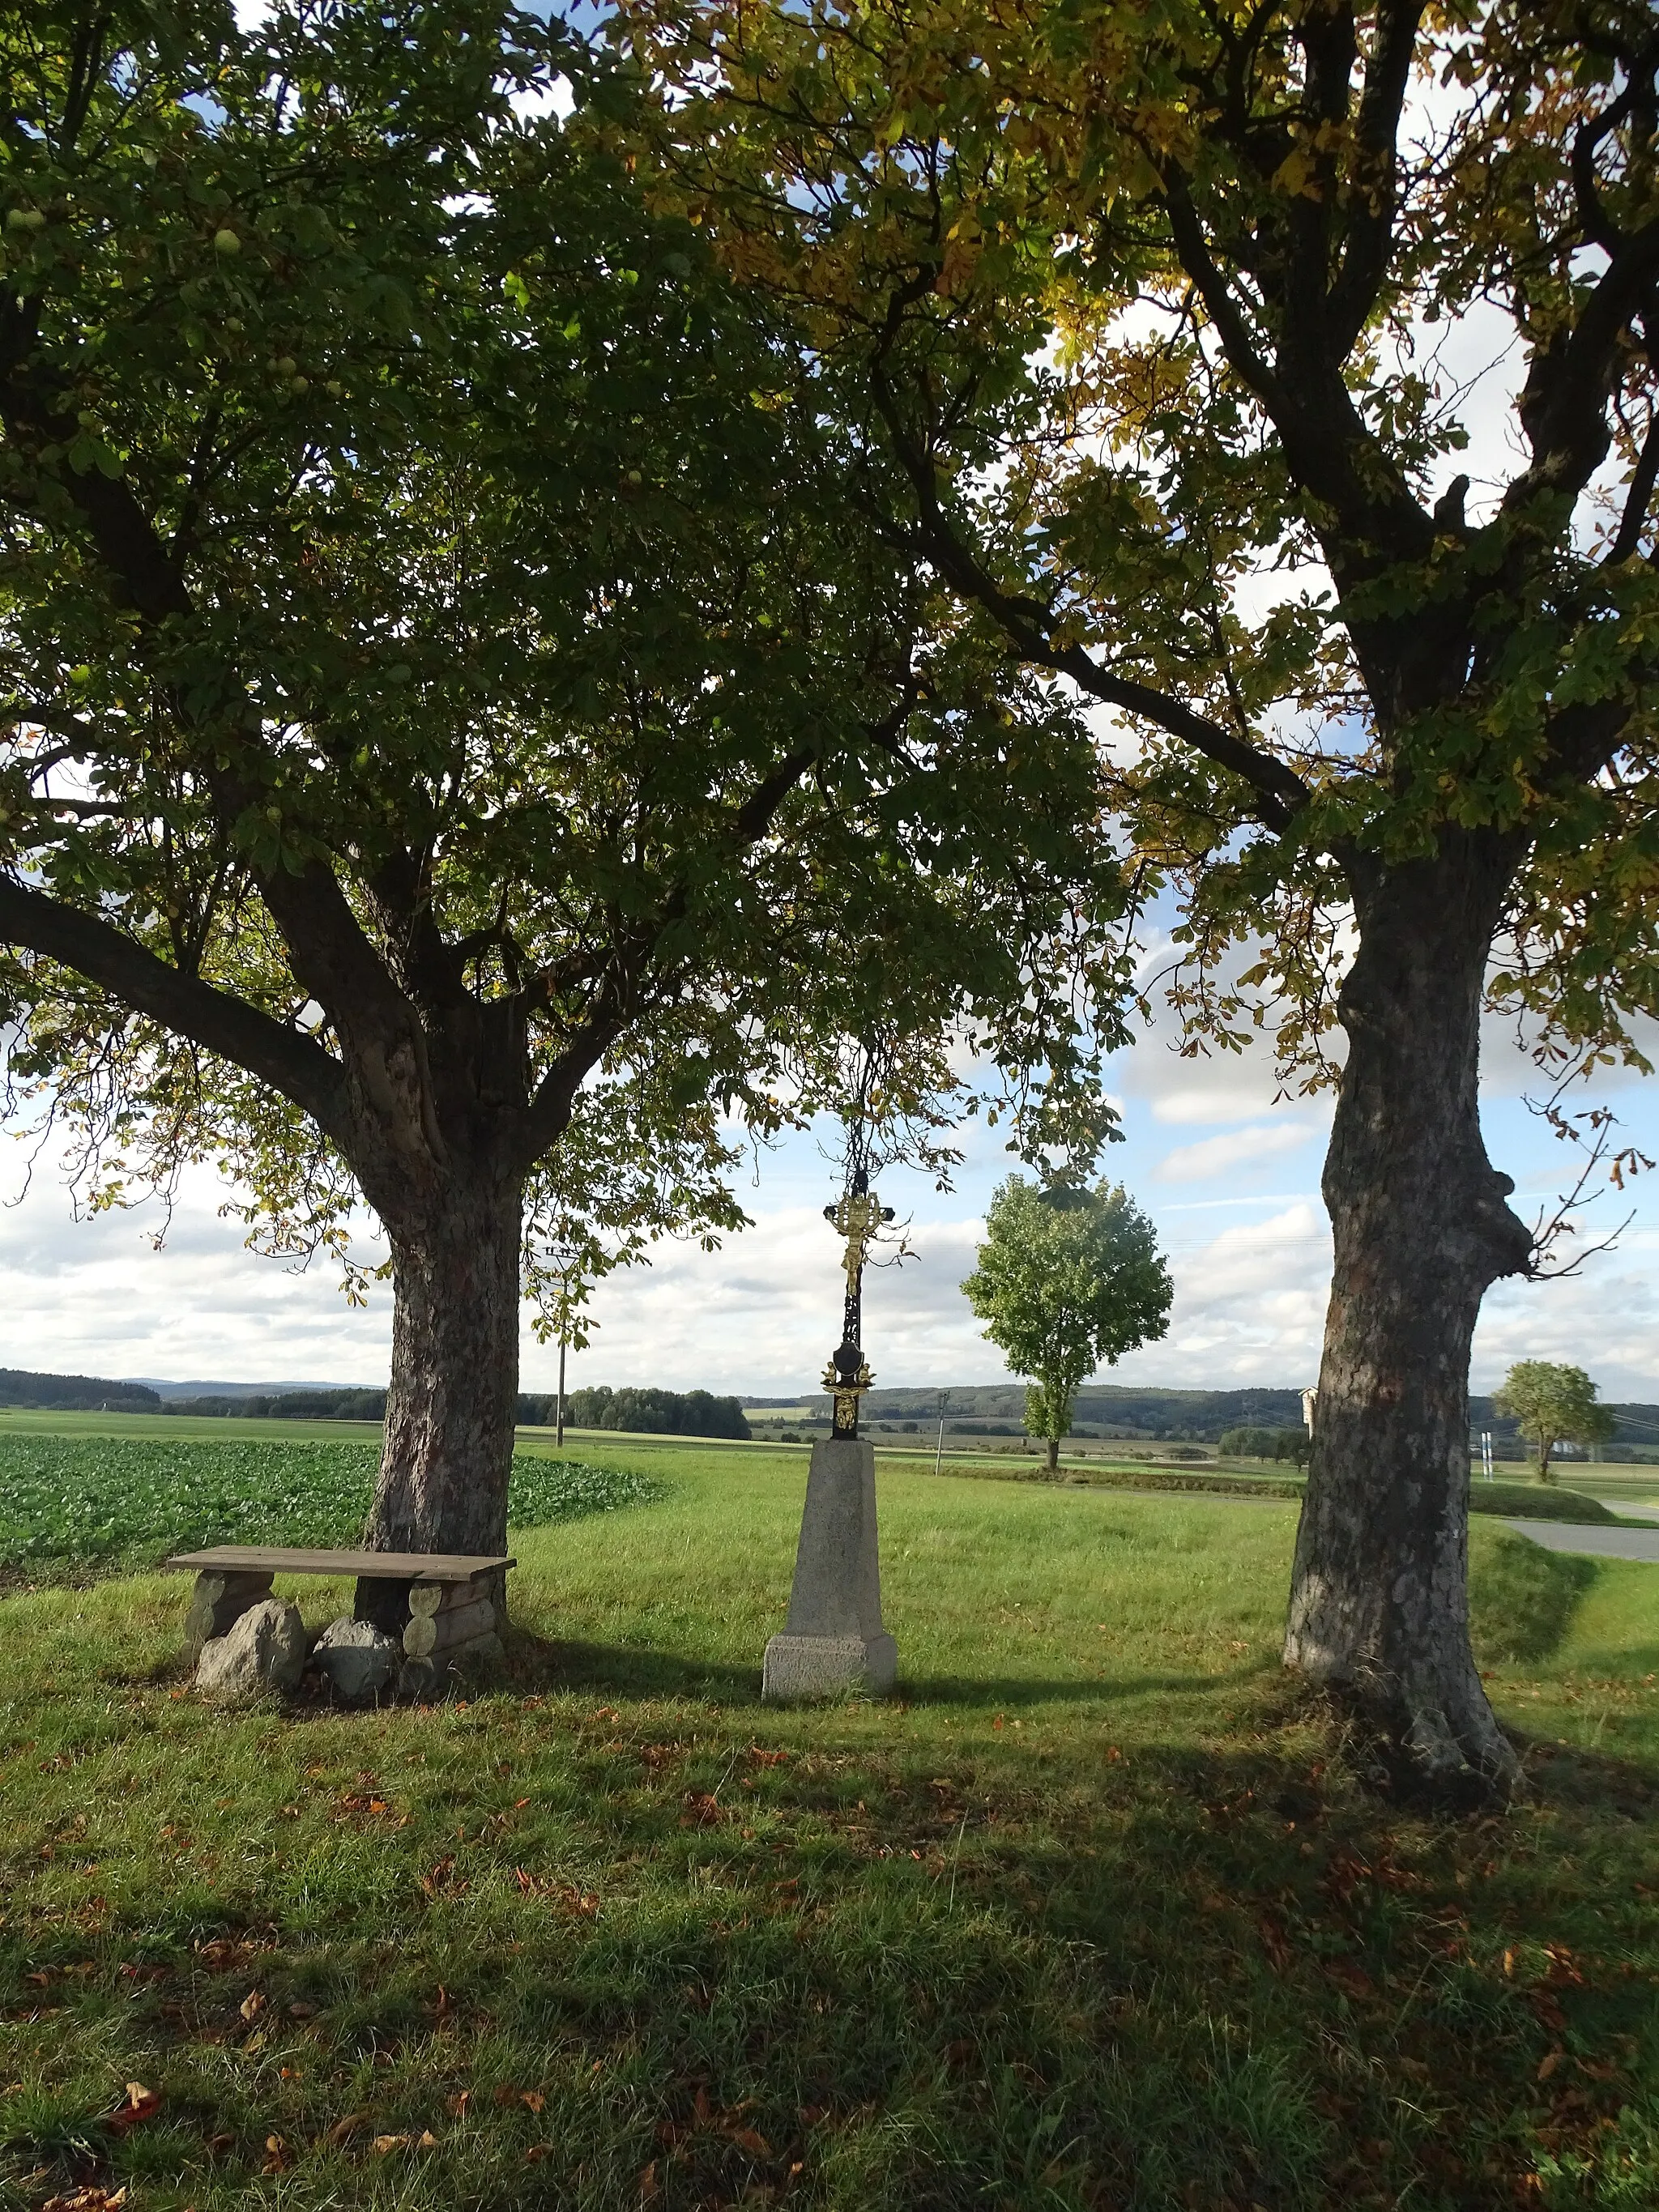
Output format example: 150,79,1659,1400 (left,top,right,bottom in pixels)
1,1366,160,1412
745,1383,1308,1438
745,1383,1659,1450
